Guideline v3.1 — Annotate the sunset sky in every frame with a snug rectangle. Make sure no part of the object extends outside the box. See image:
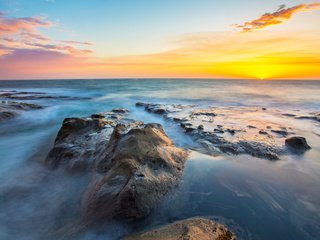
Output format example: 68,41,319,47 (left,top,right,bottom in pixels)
0,0,320,80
